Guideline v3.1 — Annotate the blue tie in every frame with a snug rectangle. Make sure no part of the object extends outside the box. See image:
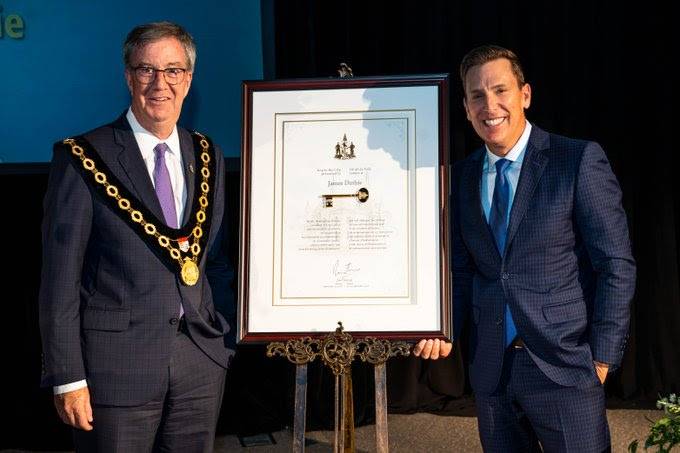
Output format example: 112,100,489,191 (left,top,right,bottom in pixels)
489,158,517,347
